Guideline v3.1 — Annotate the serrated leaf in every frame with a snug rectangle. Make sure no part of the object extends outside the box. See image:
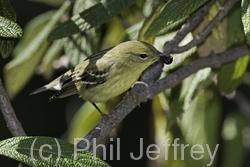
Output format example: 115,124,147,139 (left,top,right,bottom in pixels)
144,0,208,39
0,136,110,167
0,16,22,38
241,0,250,46
217,55,250,93
4,2,71,99
49,0,136,41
